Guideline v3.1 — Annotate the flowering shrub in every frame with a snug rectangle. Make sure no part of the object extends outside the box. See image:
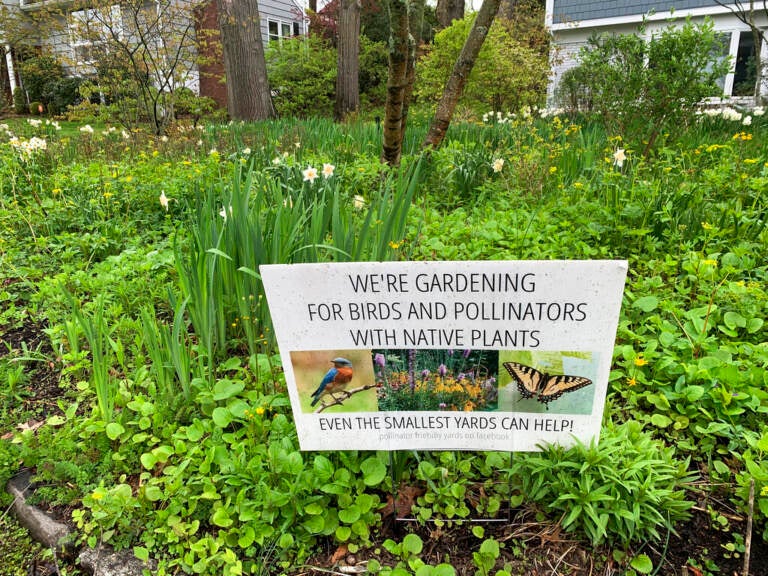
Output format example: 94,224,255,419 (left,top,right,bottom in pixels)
374,349,499,411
